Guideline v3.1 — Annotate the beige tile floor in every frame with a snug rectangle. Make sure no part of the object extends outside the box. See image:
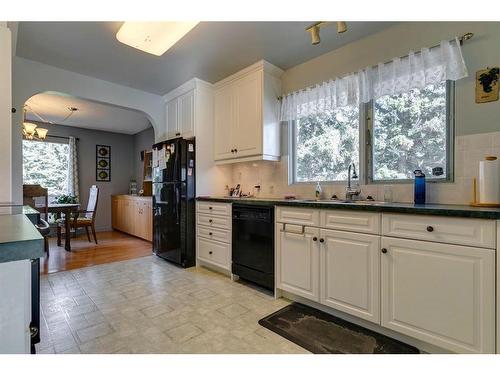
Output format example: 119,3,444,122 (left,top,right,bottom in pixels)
36,255,308,354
